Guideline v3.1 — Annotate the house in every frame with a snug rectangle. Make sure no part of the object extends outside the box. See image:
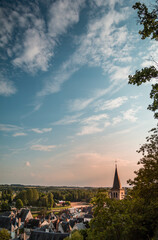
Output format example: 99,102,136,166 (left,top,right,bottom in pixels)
24,218,41,240
18,209,33,223
0,216,18,239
